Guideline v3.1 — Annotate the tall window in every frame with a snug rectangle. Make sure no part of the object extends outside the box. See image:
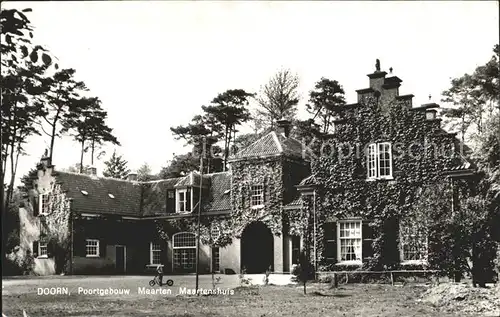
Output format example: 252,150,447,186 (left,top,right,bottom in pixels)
177,189,191,213
400,219,428,263
86,239,99,257
337,220,362,263
367,142,393,179
173,232,196,271
150,242,161,265
38,241,48,258
250,185,264,207
39,194,50,216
